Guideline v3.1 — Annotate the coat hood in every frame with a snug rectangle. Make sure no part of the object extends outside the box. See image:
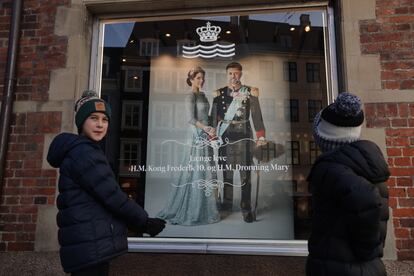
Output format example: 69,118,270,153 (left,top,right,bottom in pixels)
309,140,390,184
47,133,94,168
